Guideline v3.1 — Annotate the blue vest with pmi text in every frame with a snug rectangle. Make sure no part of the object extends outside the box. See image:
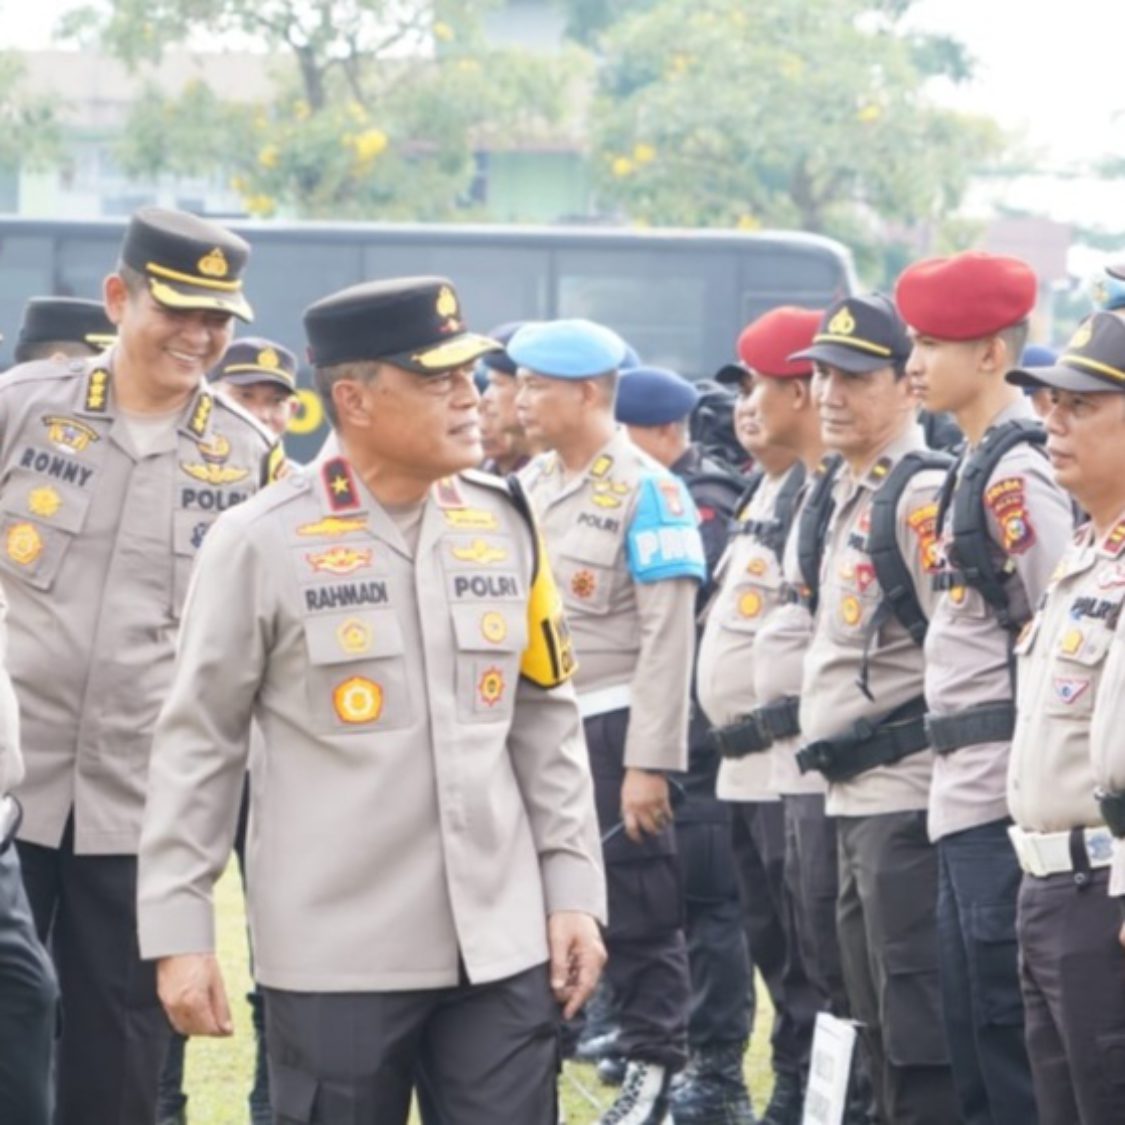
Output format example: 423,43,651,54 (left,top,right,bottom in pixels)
626,473,707,584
